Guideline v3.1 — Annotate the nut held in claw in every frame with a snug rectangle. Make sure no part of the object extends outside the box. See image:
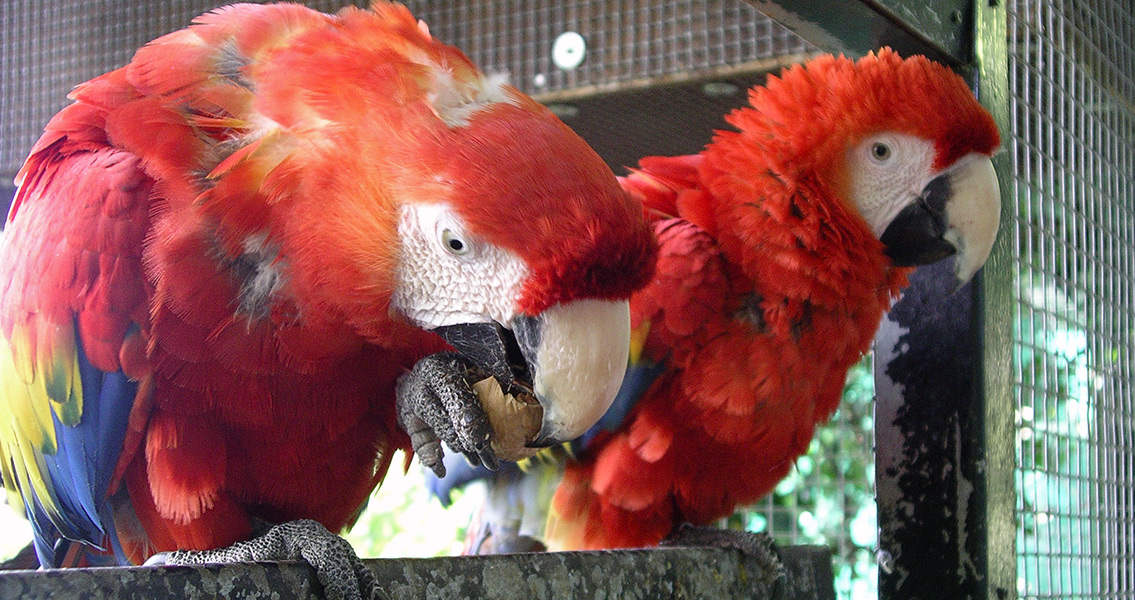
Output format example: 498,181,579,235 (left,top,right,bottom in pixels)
472,377,544,461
